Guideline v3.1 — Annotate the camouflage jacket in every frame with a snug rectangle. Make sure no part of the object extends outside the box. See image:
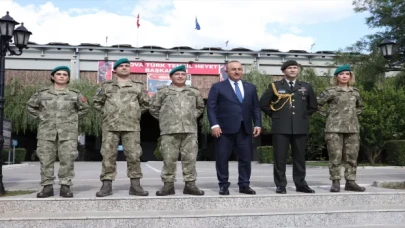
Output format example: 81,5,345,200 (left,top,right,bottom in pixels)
149,84,204,135
26,86,89,140
317,86,364,133
93,79,149,131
